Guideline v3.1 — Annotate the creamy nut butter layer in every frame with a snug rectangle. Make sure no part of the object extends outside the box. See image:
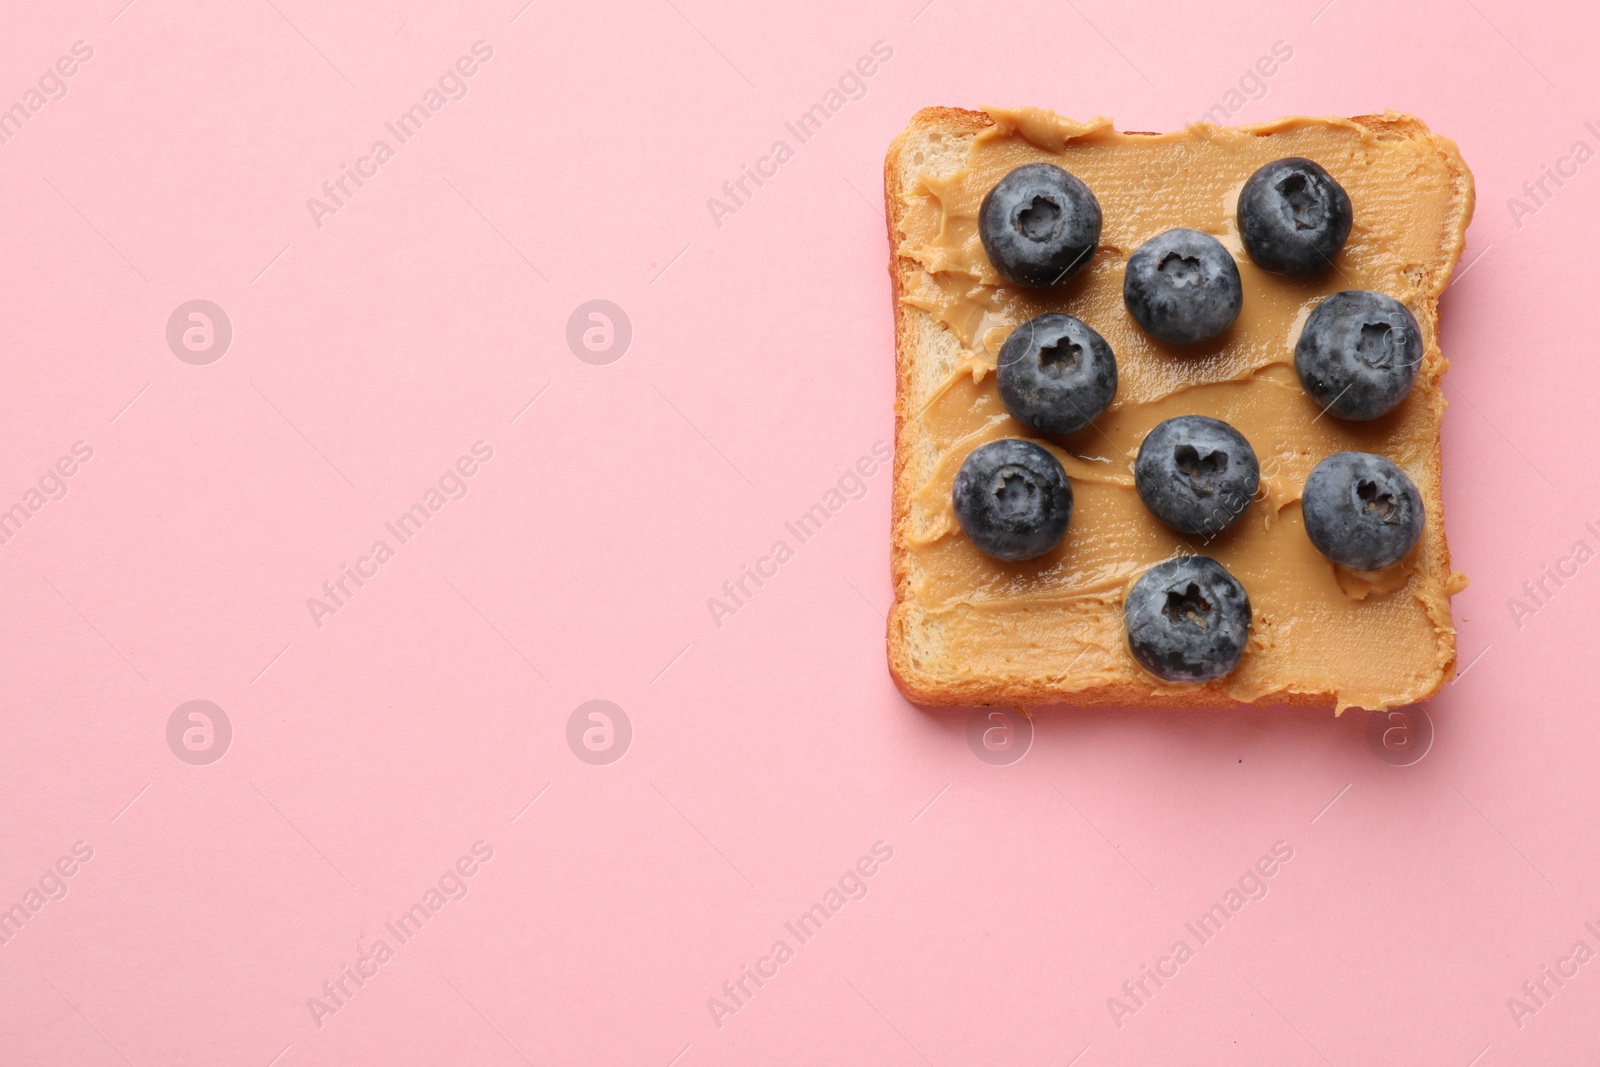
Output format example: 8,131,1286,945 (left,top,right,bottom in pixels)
886,107,1474,711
